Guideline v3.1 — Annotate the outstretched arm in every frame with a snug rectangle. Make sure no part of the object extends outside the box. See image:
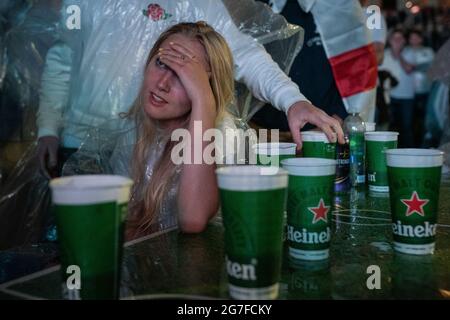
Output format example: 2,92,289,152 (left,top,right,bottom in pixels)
205,0,344,148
